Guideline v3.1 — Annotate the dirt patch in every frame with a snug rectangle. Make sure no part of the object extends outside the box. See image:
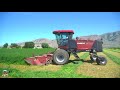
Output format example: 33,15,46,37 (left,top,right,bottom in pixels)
77,52,120,78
